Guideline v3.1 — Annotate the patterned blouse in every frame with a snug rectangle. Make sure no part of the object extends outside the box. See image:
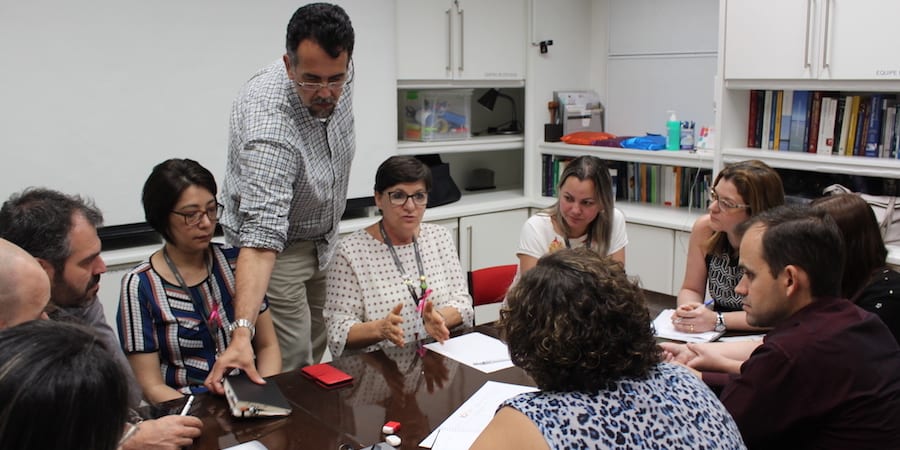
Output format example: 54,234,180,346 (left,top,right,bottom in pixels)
501,363,746,449
324,224,474,357
706,252,744,311
117,244,267,394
